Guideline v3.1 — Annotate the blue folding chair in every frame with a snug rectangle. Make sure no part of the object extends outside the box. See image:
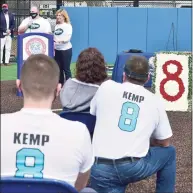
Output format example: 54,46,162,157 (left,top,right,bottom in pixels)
0,177,79,193
59,112,96,139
